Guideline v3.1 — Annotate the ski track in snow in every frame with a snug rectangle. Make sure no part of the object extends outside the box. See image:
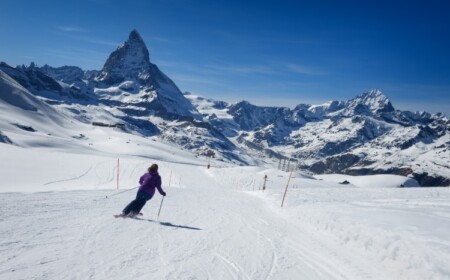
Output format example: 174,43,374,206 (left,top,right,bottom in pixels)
0,161,449,279
43,166,93,186
0,188,371,279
